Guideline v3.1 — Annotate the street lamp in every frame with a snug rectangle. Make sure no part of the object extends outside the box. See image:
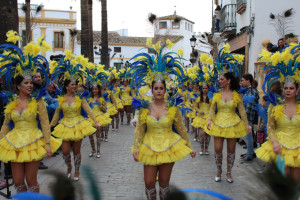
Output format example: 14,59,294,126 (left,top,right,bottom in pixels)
189,36,198,65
